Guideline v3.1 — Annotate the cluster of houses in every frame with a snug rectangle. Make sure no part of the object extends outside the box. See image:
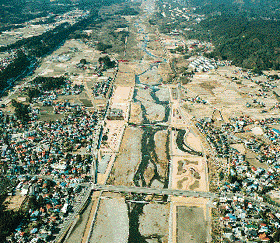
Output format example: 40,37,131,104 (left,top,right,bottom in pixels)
92,77,112,99
188,56,217,72
53,9,90,26
0,108,96,177
0,51,17,71
0,74,104,178
0,75,108,241
161,2,205,23
53,101,83,114
272,102,280,110
218,151,280,242
25,81,83,107
232,68,278,100
246,99,266,109
186,40,214,54
223,152,276,196
250,74,277,91
0,9,89,48
230,117,280,169
182,95,208,104
7,176,91,242
218,194,279,242
196,118,230,157
229,116,254,133
195,114,280,241
52,55,71,63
